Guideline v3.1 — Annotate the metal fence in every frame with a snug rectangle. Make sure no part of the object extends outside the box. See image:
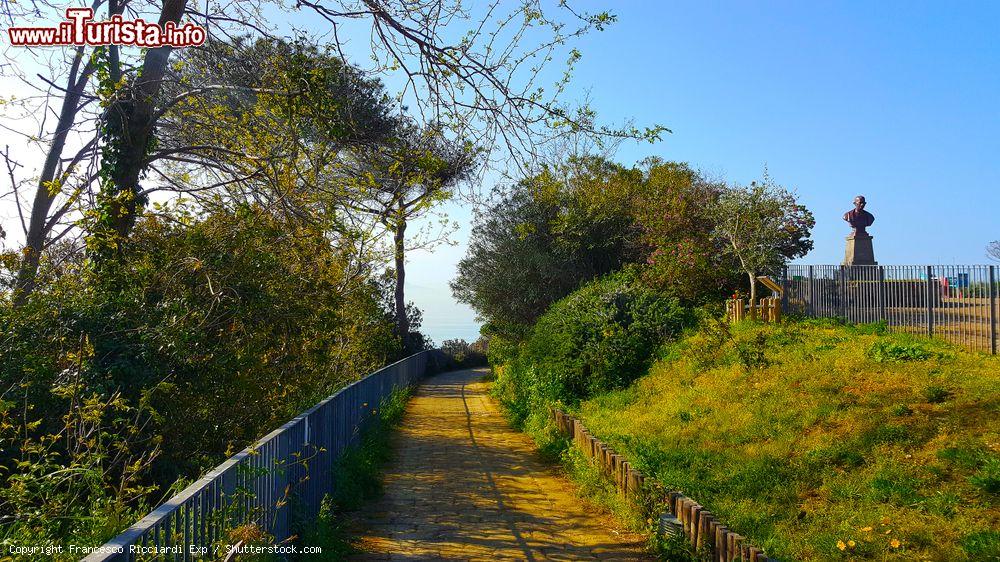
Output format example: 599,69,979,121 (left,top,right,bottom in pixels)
83,350,444,561
782,265,998,354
